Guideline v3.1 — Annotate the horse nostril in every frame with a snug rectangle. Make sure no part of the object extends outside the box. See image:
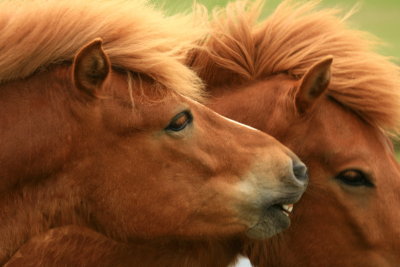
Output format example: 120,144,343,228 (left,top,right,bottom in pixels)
293,162,308,182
